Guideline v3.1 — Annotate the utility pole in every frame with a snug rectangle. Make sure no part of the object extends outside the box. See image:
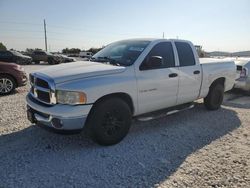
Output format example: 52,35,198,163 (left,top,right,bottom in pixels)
162,32,165,39
44,19,48,51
